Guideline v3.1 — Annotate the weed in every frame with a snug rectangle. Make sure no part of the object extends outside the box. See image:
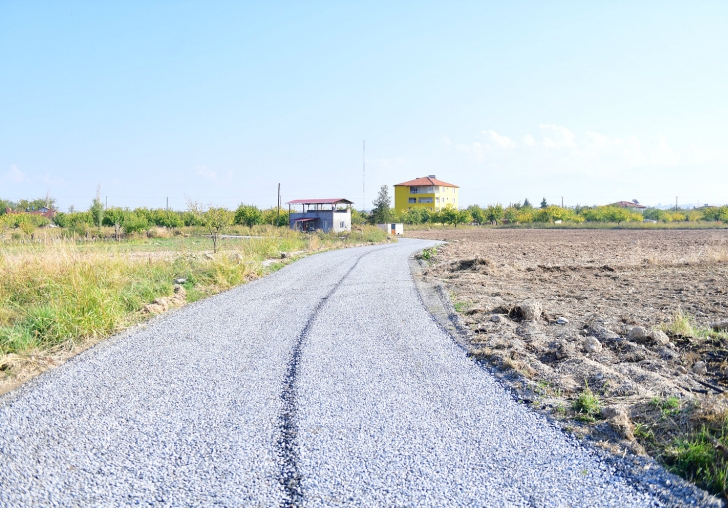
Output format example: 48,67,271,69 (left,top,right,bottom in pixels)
634,423,655,441
573,383,602,423
661,310,696,337
660,310,728,341
418,247,436,261
453,300,469,313
666,425,728,497
650,396,681,417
